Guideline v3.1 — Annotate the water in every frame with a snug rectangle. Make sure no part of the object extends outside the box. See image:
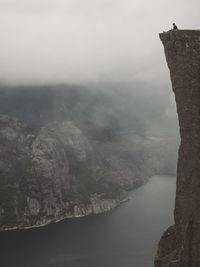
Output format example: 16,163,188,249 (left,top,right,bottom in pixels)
0,175,176,267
